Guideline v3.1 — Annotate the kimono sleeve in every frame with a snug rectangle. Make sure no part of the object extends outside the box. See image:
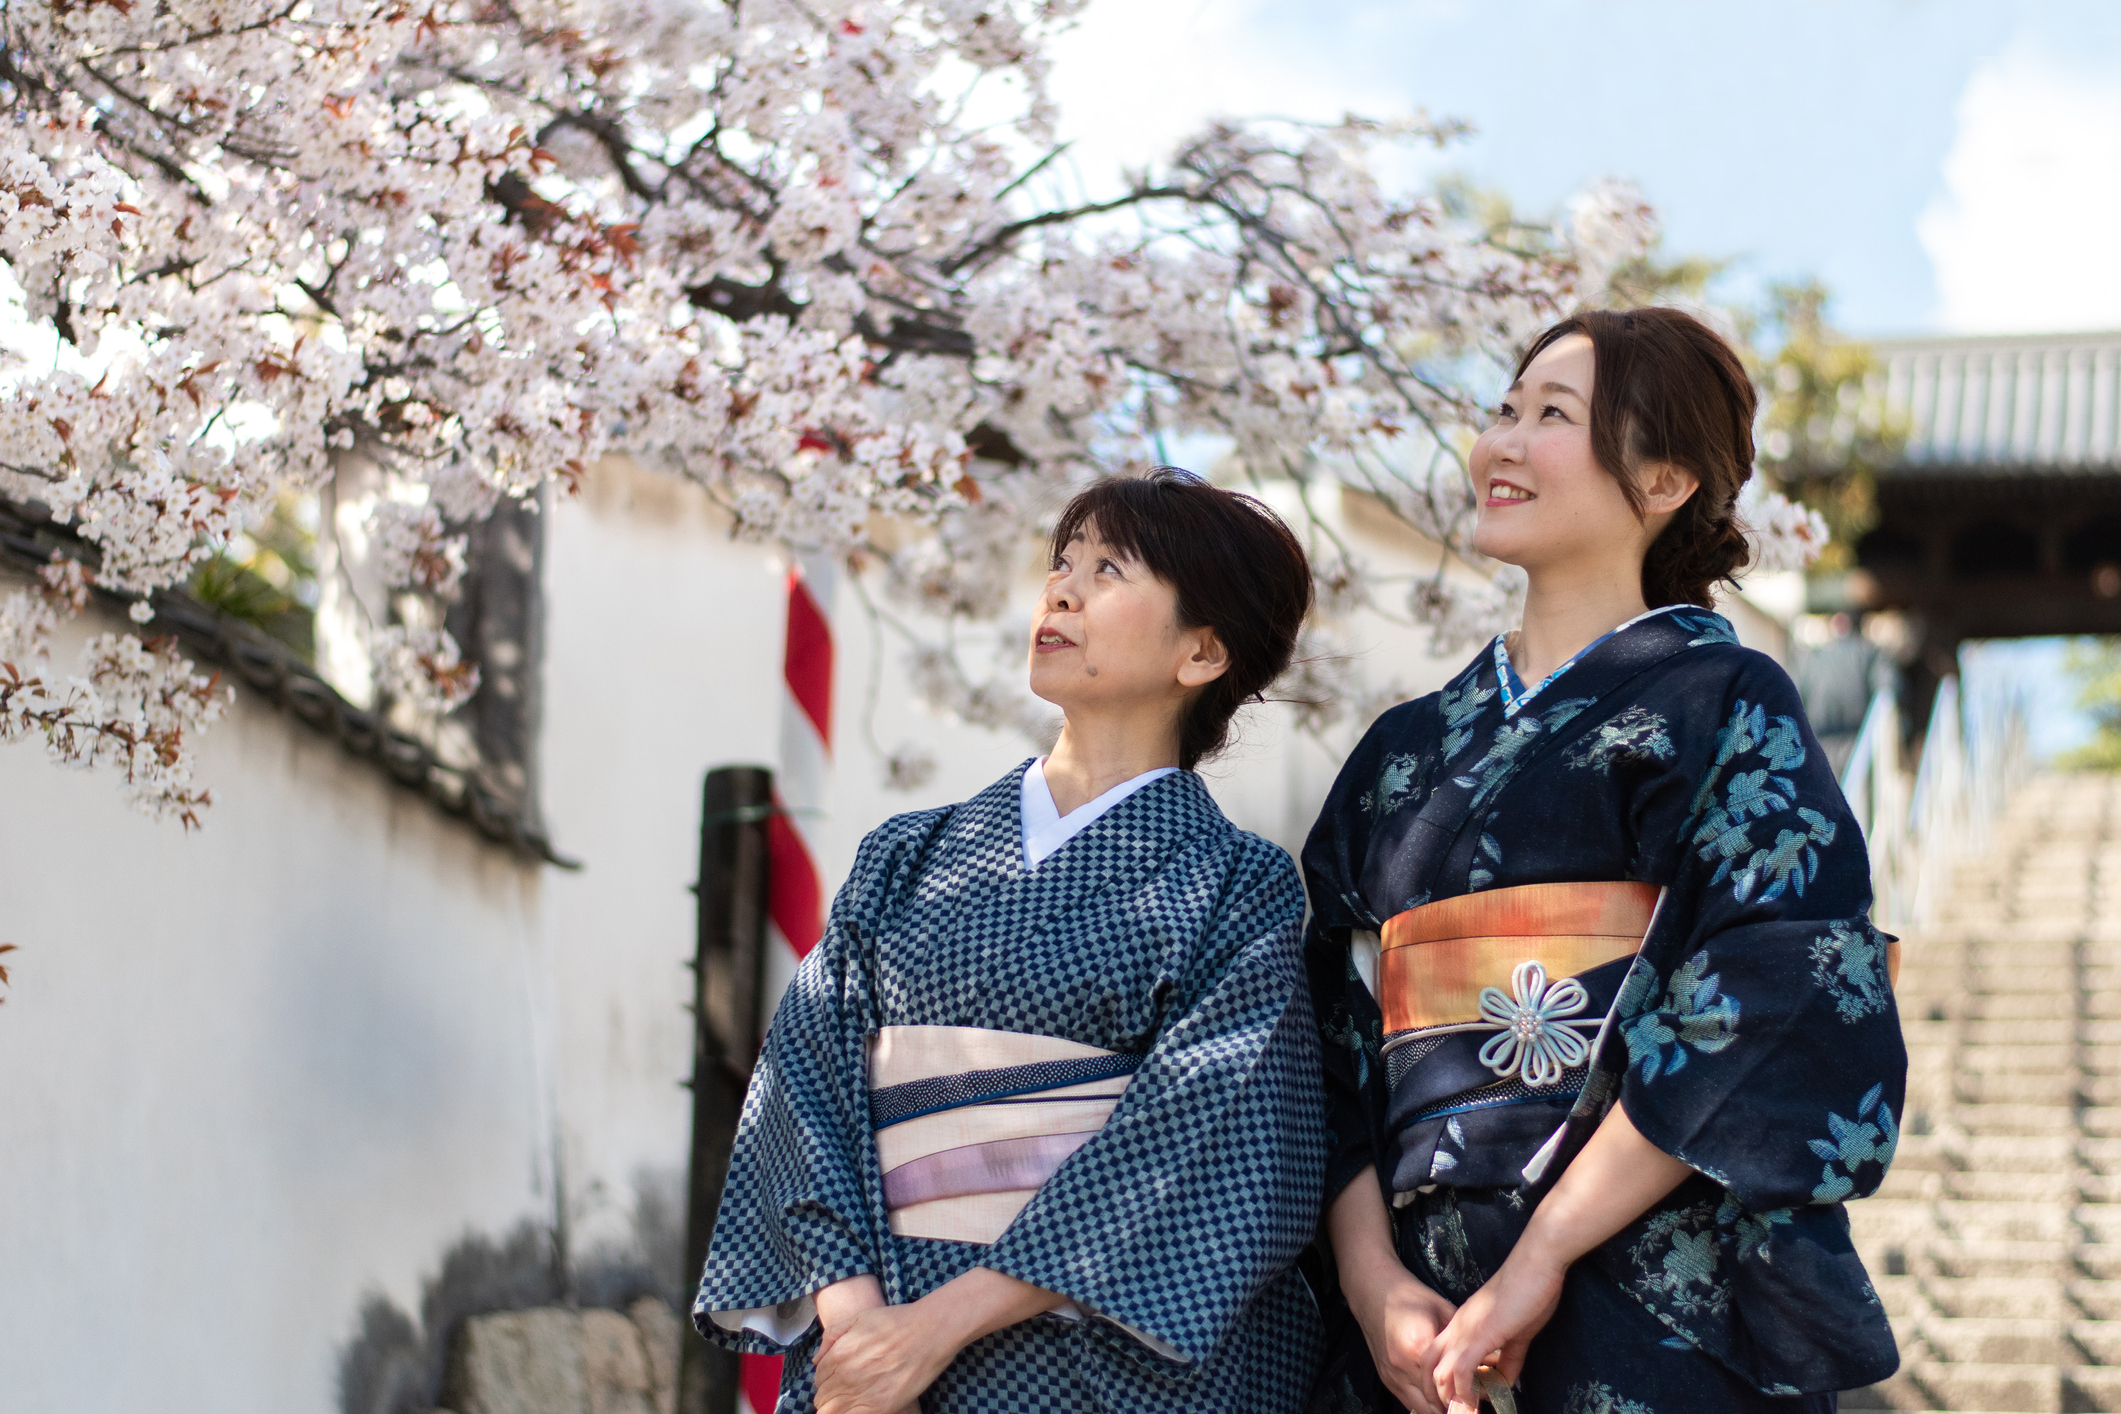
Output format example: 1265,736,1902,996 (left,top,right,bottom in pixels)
1298,700,1429,1208
690,816,933,1353
980,838,1325,1370
1613,654,1908,1215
